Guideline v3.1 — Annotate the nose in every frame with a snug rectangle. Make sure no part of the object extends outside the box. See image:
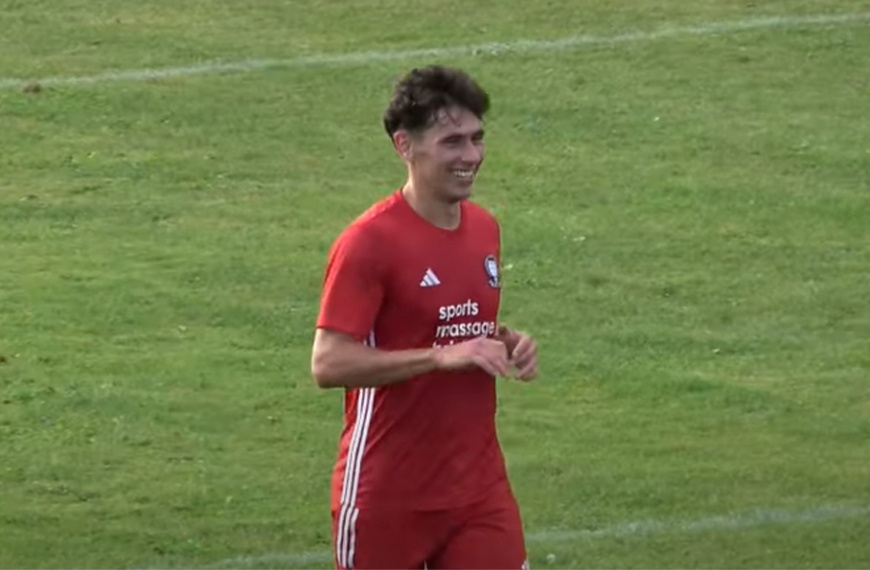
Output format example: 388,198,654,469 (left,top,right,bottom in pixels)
462,140,484,165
